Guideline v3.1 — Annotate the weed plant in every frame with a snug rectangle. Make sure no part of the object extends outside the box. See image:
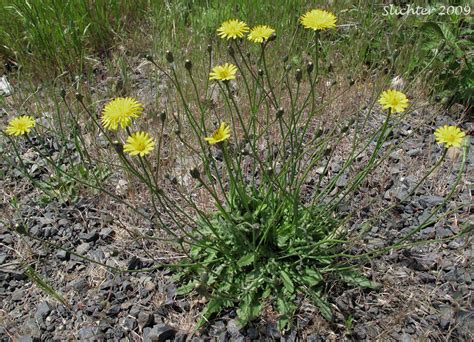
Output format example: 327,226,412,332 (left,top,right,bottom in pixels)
1,5,471,332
